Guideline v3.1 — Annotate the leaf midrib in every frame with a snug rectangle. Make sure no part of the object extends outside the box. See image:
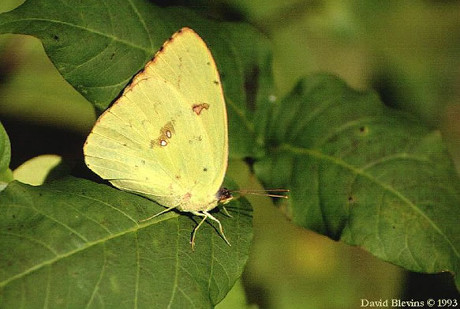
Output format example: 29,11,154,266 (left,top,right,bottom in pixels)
1,17,152,54
280,143,460,258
